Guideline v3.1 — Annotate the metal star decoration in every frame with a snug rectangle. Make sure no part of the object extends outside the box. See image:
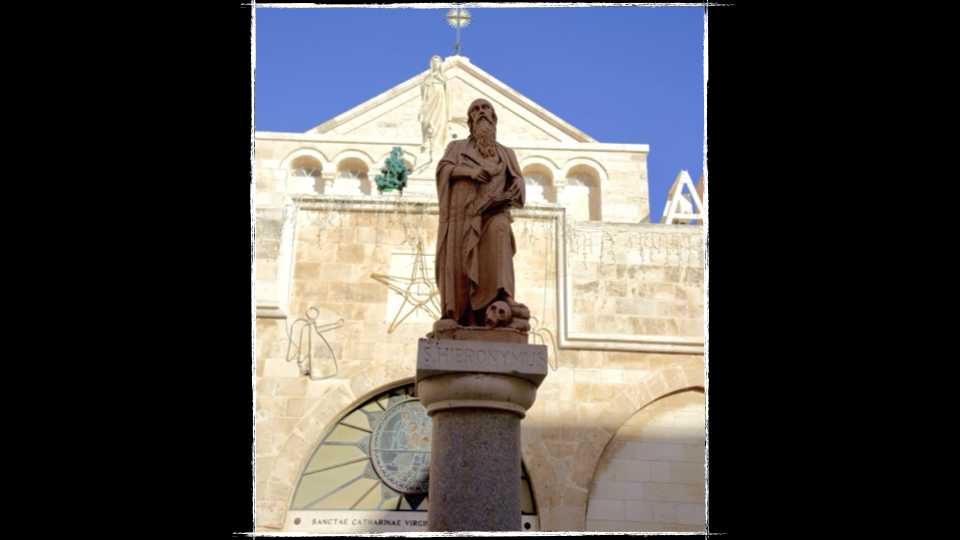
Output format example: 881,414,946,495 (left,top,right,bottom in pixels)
370,242,442,333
